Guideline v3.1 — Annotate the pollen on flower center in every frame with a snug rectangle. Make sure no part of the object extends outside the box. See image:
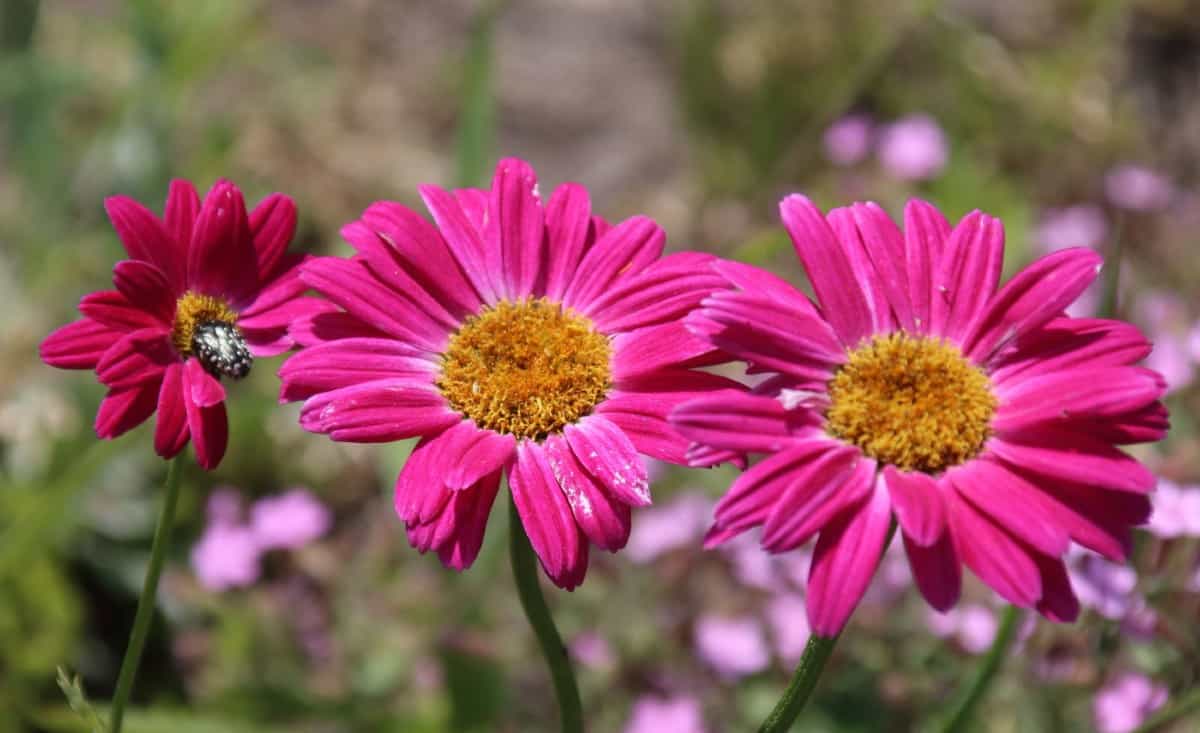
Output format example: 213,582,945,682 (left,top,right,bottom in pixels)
172,291,252,380
437,298,612,440
824,333,997,474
